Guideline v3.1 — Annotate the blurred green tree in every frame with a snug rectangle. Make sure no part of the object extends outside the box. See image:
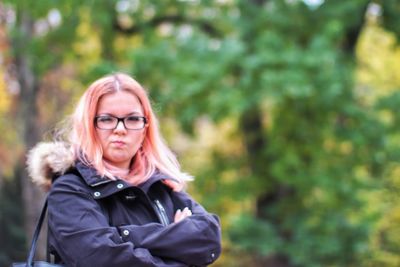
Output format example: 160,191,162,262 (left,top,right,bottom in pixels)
357,11,400,266
0,0,82,262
